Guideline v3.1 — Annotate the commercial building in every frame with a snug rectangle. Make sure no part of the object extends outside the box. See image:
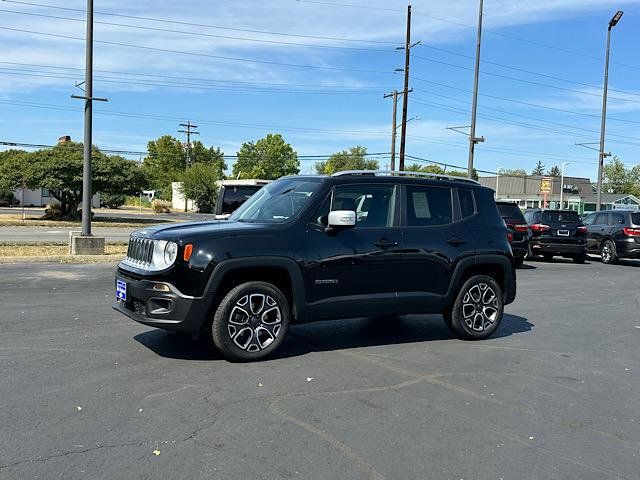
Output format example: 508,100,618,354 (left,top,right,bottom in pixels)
478,175,639,213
